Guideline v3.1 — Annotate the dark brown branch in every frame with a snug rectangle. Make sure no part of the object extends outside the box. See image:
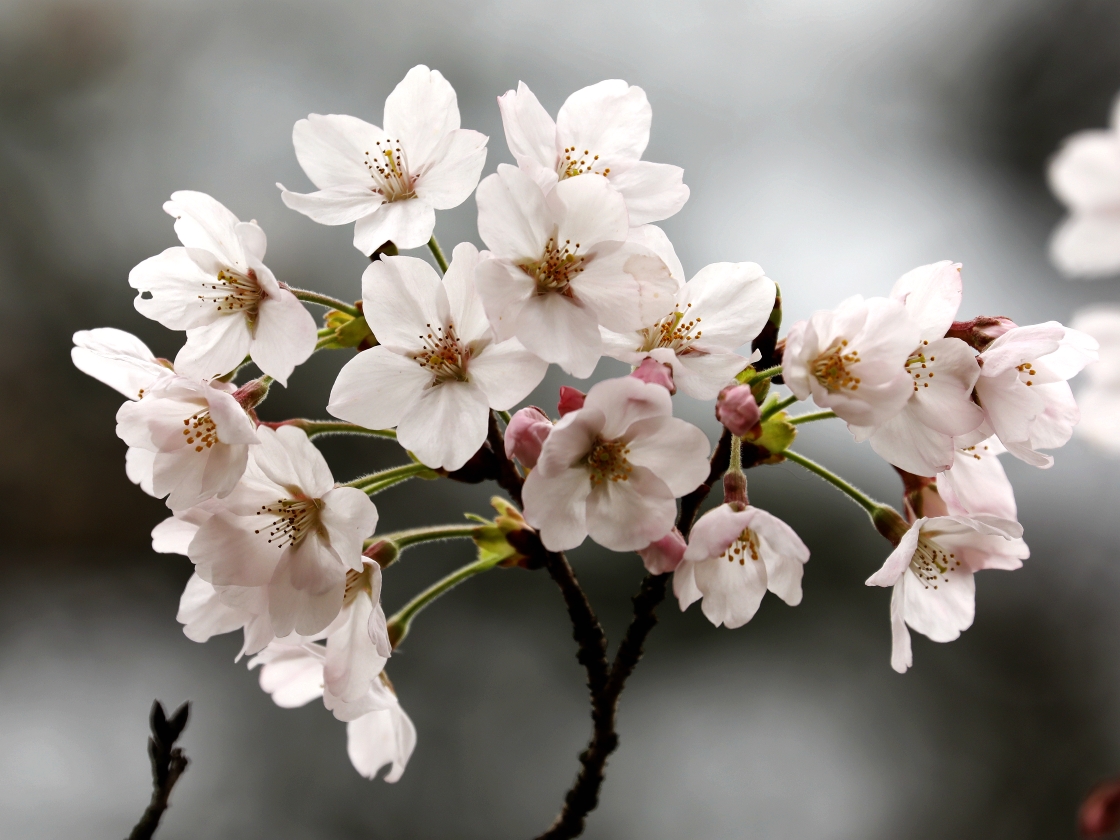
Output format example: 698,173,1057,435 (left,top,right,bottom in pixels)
126,700,190,840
